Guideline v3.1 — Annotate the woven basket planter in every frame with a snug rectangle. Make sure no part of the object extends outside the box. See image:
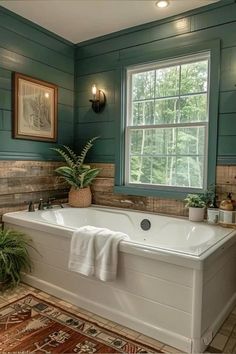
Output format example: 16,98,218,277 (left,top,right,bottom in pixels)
68,187,92,208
